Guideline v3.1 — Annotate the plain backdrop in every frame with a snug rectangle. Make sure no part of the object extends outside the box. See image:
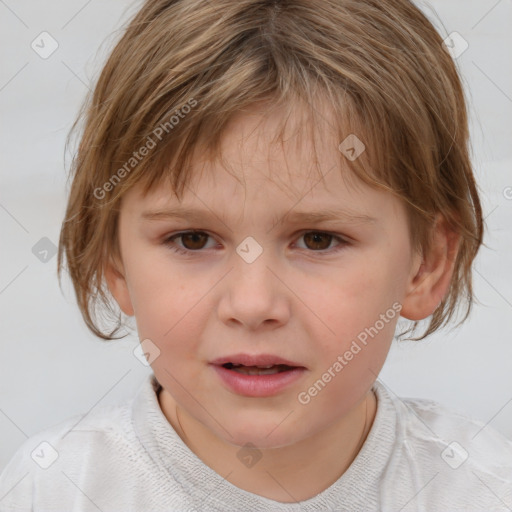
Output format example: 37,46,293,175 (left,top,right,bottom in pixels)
1,0,511,472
